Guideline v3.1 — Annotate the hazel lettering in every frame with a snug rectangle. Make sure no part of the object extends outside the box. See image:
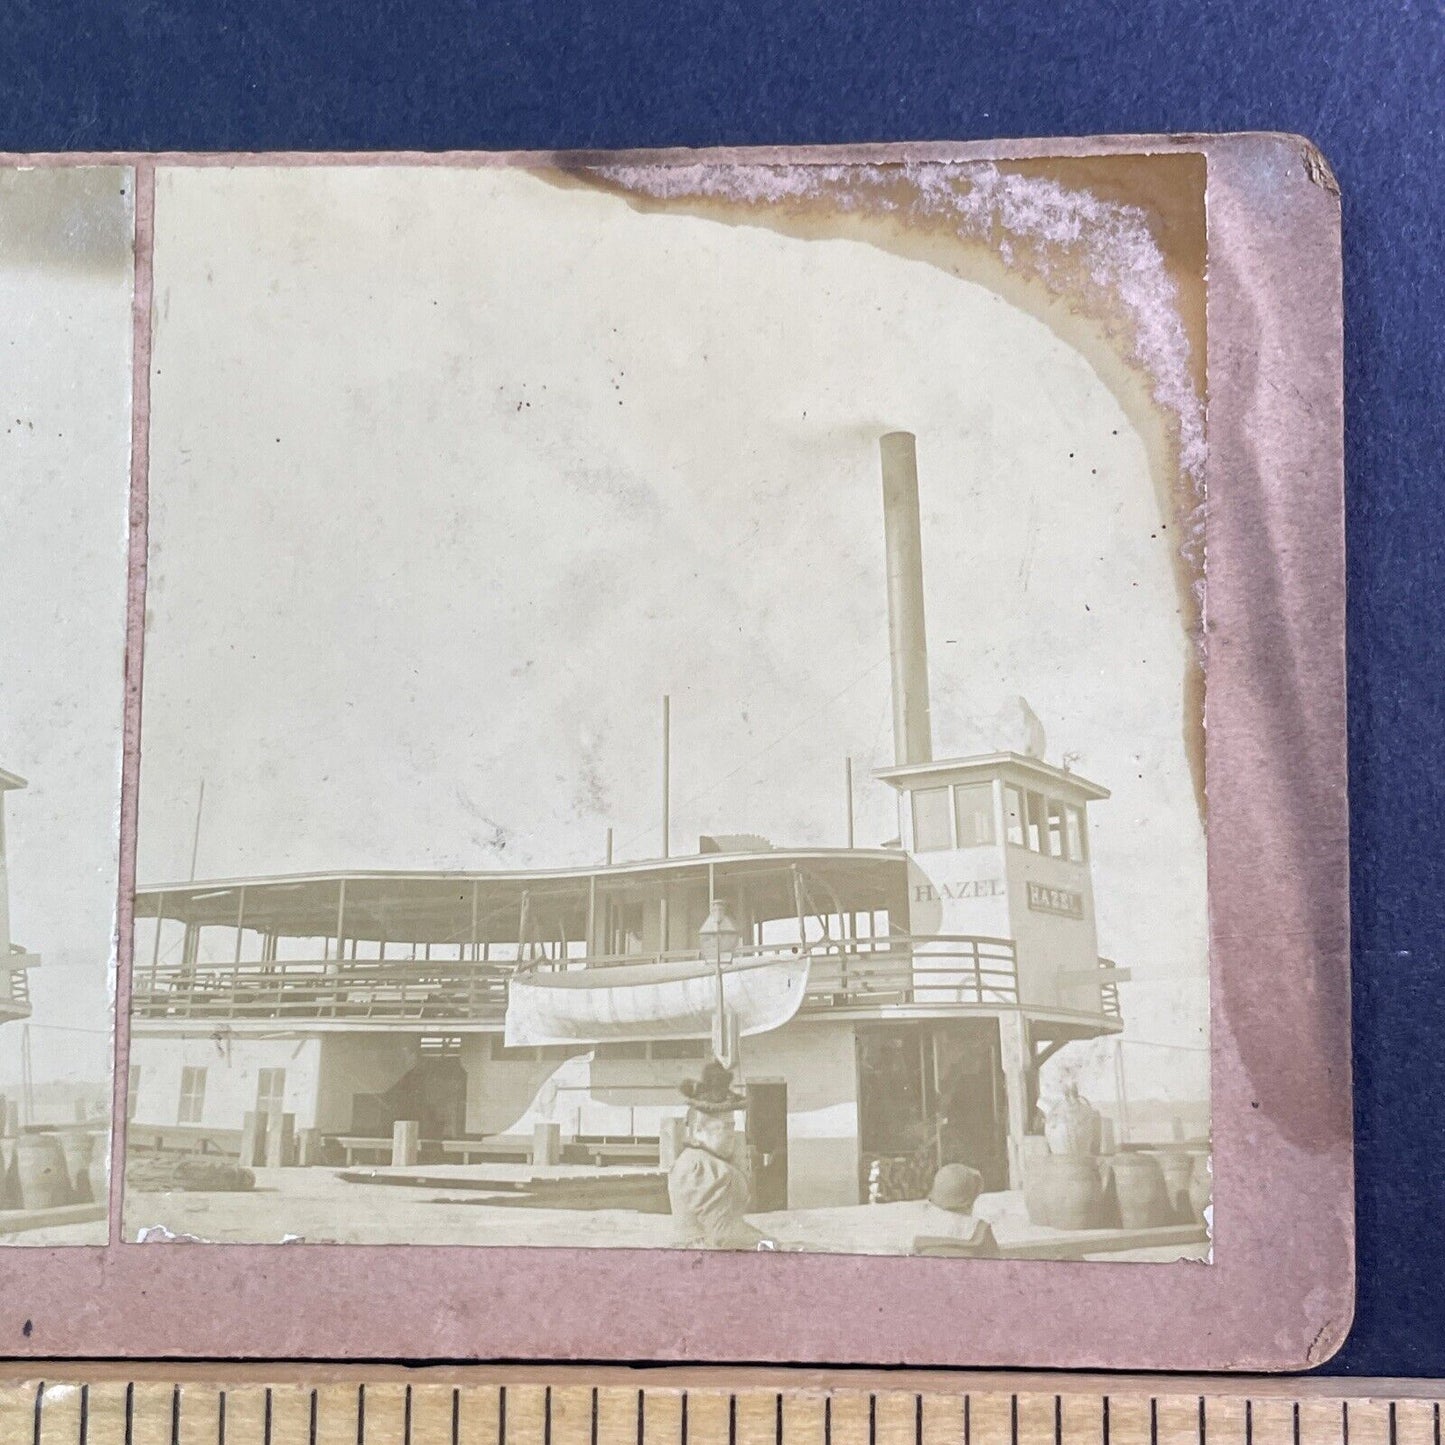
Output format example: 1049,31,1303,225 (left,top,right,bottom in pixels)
912,879,1004,903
